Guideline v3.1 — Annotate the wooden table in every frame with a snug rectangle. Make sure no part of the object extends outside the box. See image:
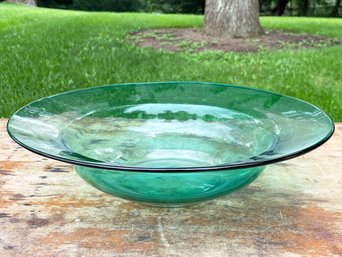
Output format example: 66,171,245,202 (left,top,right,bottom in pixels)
0,119,341,257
